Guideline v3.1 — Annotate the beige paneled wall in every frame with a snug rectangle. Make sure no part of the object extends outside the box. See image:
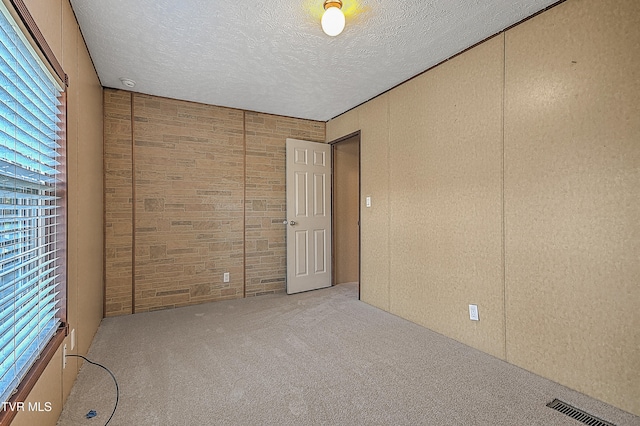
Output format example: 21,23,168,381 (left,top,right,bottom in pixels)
103,92,326,314
326,0,639,416
13,0,104,425
326,108,358,142
357,95,391,311
75,20,104,356
327,95,391,311
389,35,505,359
503,0,640,415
